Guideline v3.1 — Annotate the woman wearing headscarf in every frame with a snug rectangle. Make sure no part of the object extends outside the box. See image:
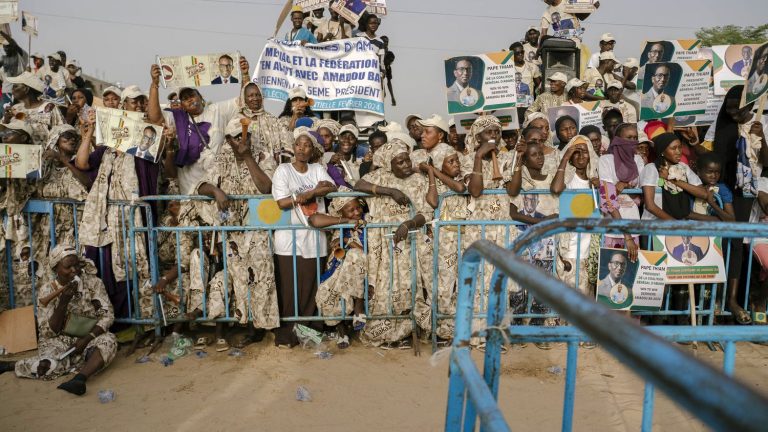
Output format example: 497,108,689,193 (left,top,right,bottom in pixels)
2,71,64,145
309,187,368,349
277,86,317,133
272,128,337,347
598,123,645,259
522,112,560,176
0,245,118,397
551,135,601,297
353,139,431,348
31,124,90,276
64,88,94,127
315,118,342,164
711,85,768,324
235,79,293,165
